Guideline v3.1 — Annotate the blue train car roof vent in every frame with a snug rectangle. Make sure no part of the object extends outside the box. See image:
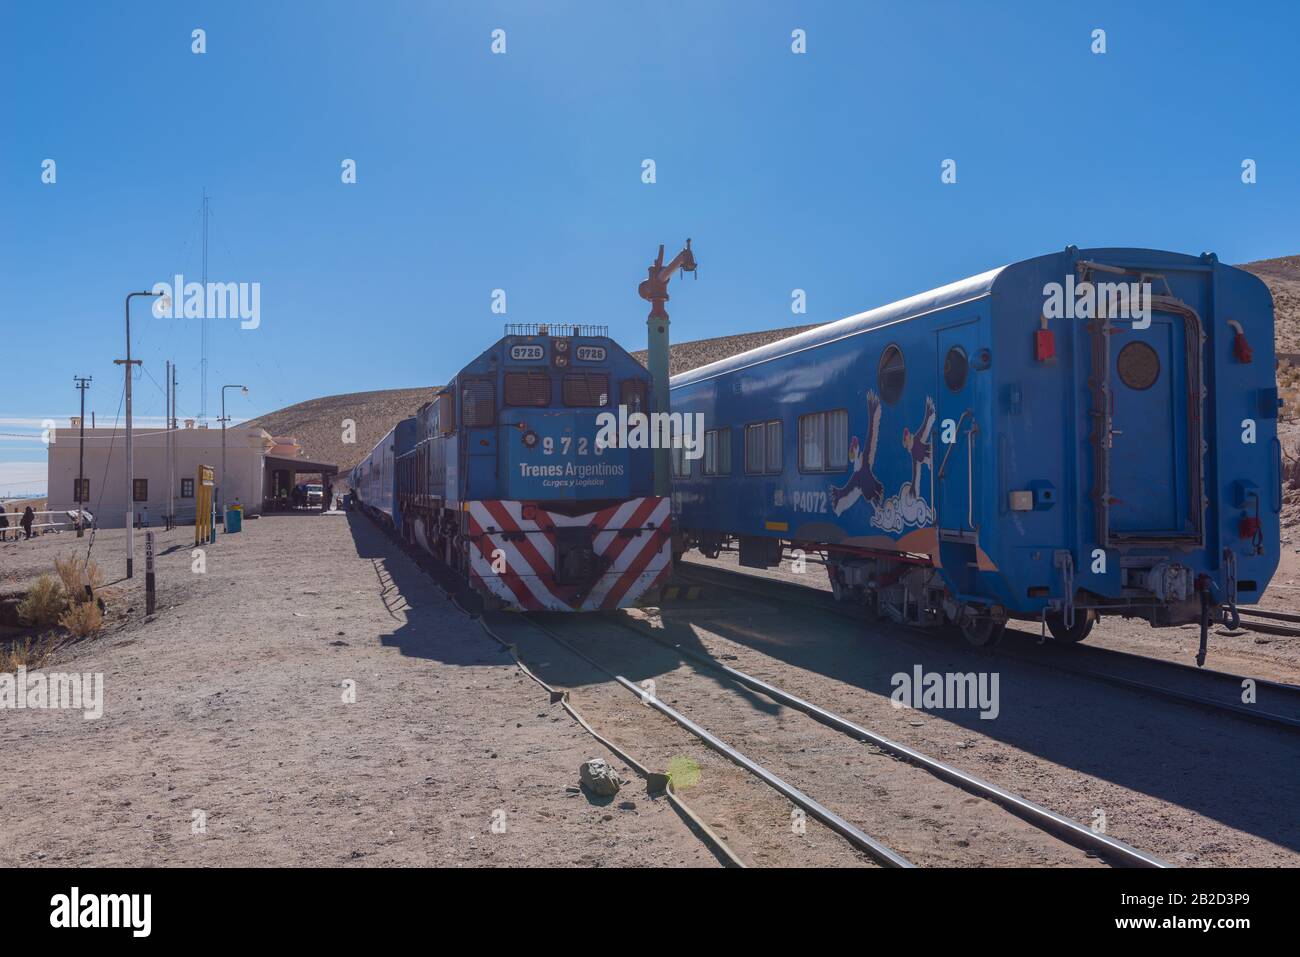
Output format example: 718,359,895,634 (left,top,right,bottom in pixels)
504,322,609,338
